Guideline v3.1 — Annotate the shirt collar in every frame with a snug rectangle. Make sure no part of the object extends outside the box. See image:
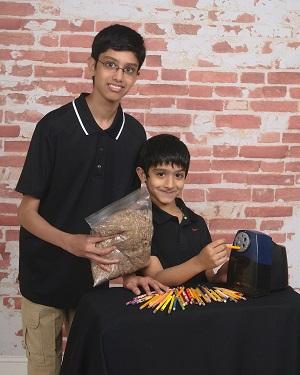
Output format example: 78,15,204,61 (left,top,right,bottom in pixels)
73,93,125,139
152,198,198,225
